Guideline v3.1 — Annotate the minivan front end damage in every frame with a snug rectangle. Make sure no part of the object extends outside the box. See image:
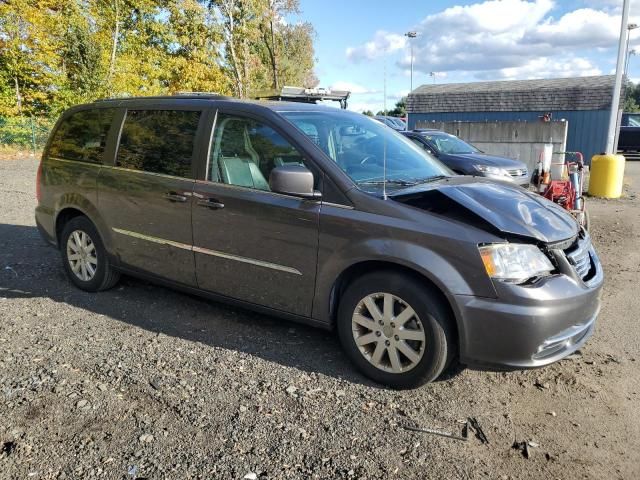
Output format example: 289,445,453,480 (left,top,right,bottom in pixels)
392,179,604,370
455,232,603,369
